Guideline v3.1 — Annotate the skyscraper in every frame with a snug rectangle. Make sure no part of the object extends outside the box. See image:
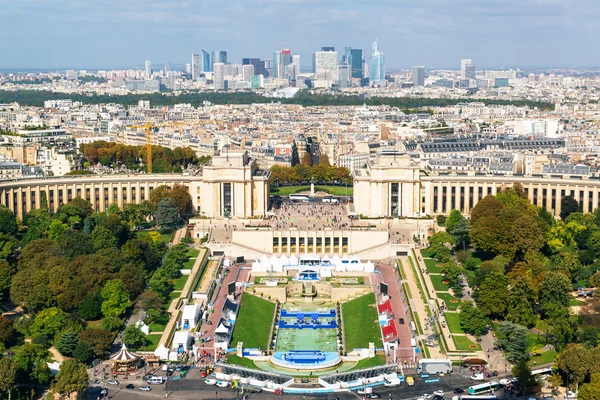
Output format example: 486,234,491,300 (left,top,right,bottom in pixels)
219,51,228,64
144,60,152,79
343,47,352,64
273,51,282,78
282,49,292,79
202,50,211,73
350,48,363,78
461,59,476,79
210,51,216,71
314,50,339,82
191,54,200,80
412,66,425,86
242,65,254,82
321,46,335,52
369,39,385,84
338,65,350,88
292,55,301,79
213,63,225,89
242,58,268,77
164,61,170,74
